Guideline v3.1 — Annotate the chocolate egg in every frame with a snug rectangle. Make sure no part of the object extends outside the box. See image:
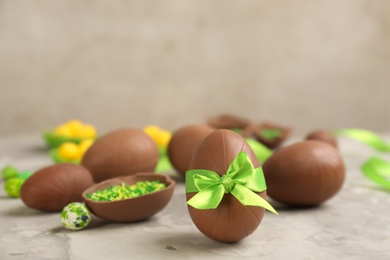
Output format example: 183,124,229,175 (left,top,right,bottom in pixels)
20,164,93,212
167,124,215,176
207,114,252,130
306,129,338,148
187,129,266,242
263,140,345,206
82,128,159,182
